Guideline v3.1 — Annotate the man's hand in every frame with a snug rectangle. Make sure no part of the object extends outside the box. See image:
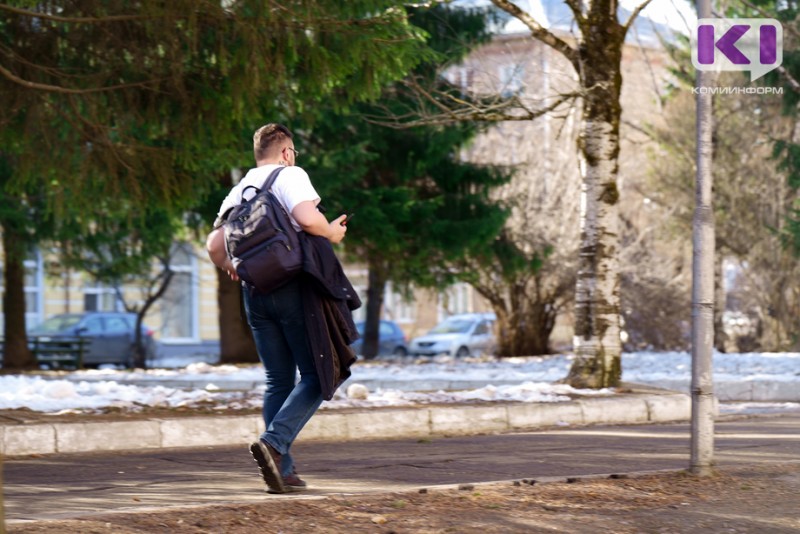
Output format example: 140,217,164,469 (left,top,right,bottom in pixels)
206,228,239,280
327,214,348,244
